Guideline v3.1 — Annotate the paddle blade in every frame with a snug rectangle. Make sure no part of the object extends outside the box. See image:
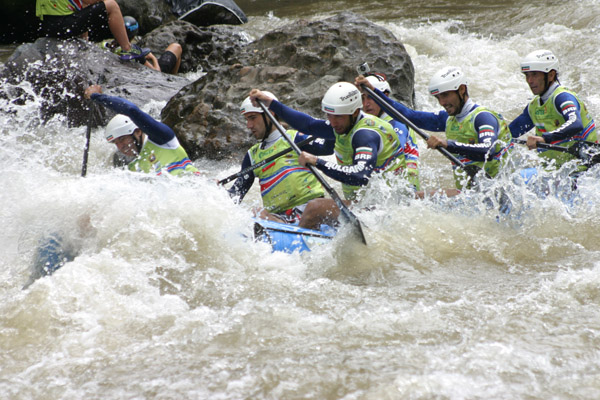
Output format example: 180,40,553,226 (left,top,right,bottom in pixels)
339,207,367,245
